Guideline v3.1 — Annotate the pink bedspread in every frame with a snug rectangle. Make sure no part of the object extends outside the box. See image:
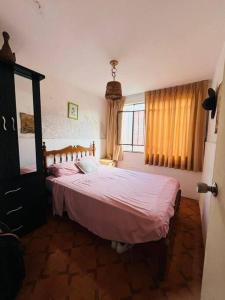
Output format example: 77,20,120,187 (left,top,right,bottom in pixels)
49,166,180,244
